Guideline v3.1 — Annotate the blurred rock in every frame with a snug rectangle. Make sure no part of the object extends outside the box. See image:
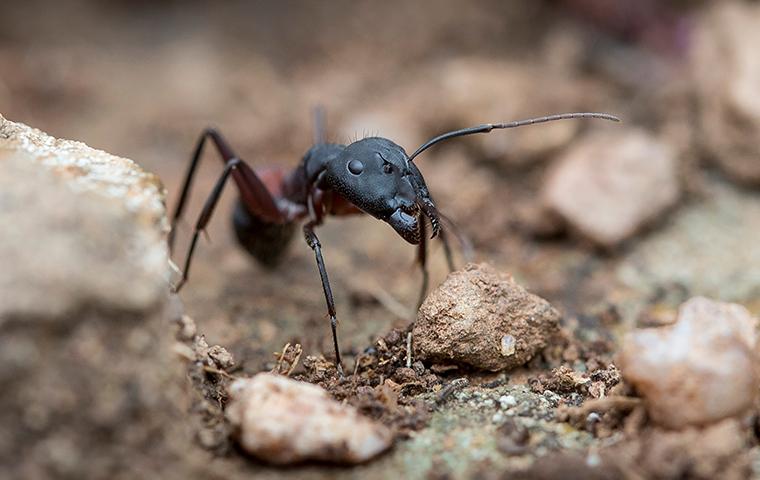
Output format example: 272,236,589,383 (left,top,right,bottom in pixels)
437,59,589,166
413,263,560,371
693,2,760,185
602,419,750,480
618,297,758,429
0,114,180,479
226,373,392,464
542,129,680,248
